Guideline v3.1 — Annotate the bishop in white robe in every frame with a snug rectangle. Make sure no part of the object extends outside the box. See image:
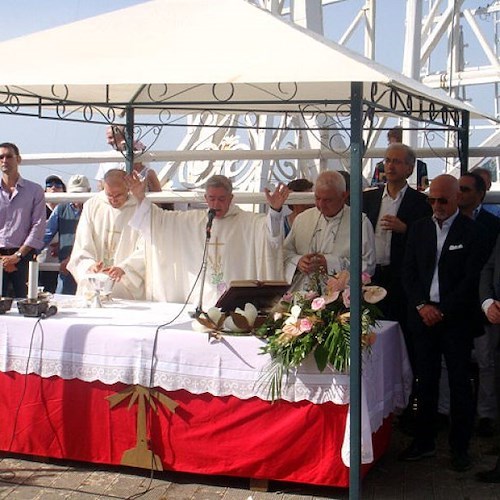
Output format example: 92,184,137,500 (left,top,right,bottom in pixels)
68,172,145,300
284,171,376,291
128,174,289,306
